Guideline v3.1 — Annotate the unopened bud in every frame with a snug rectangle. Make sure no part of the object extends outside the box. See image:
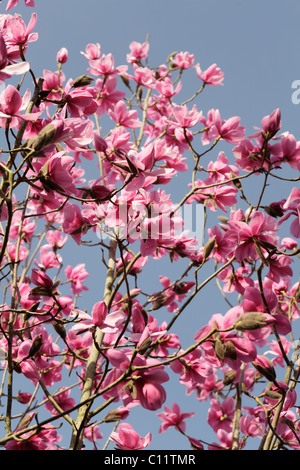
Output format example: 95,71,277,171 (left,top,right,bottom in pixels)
16,392,32,404
234,312,268,332
72,74,94,88
52,320,67,340
28,335,43,358
26,121,63,152
223,370,236,385
57,47,68,64
103,407,130,423
214,338,225,361
252,355,276,382
151,293,168,310
202,236,216,262
224,340,237,360
230,171,242,190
